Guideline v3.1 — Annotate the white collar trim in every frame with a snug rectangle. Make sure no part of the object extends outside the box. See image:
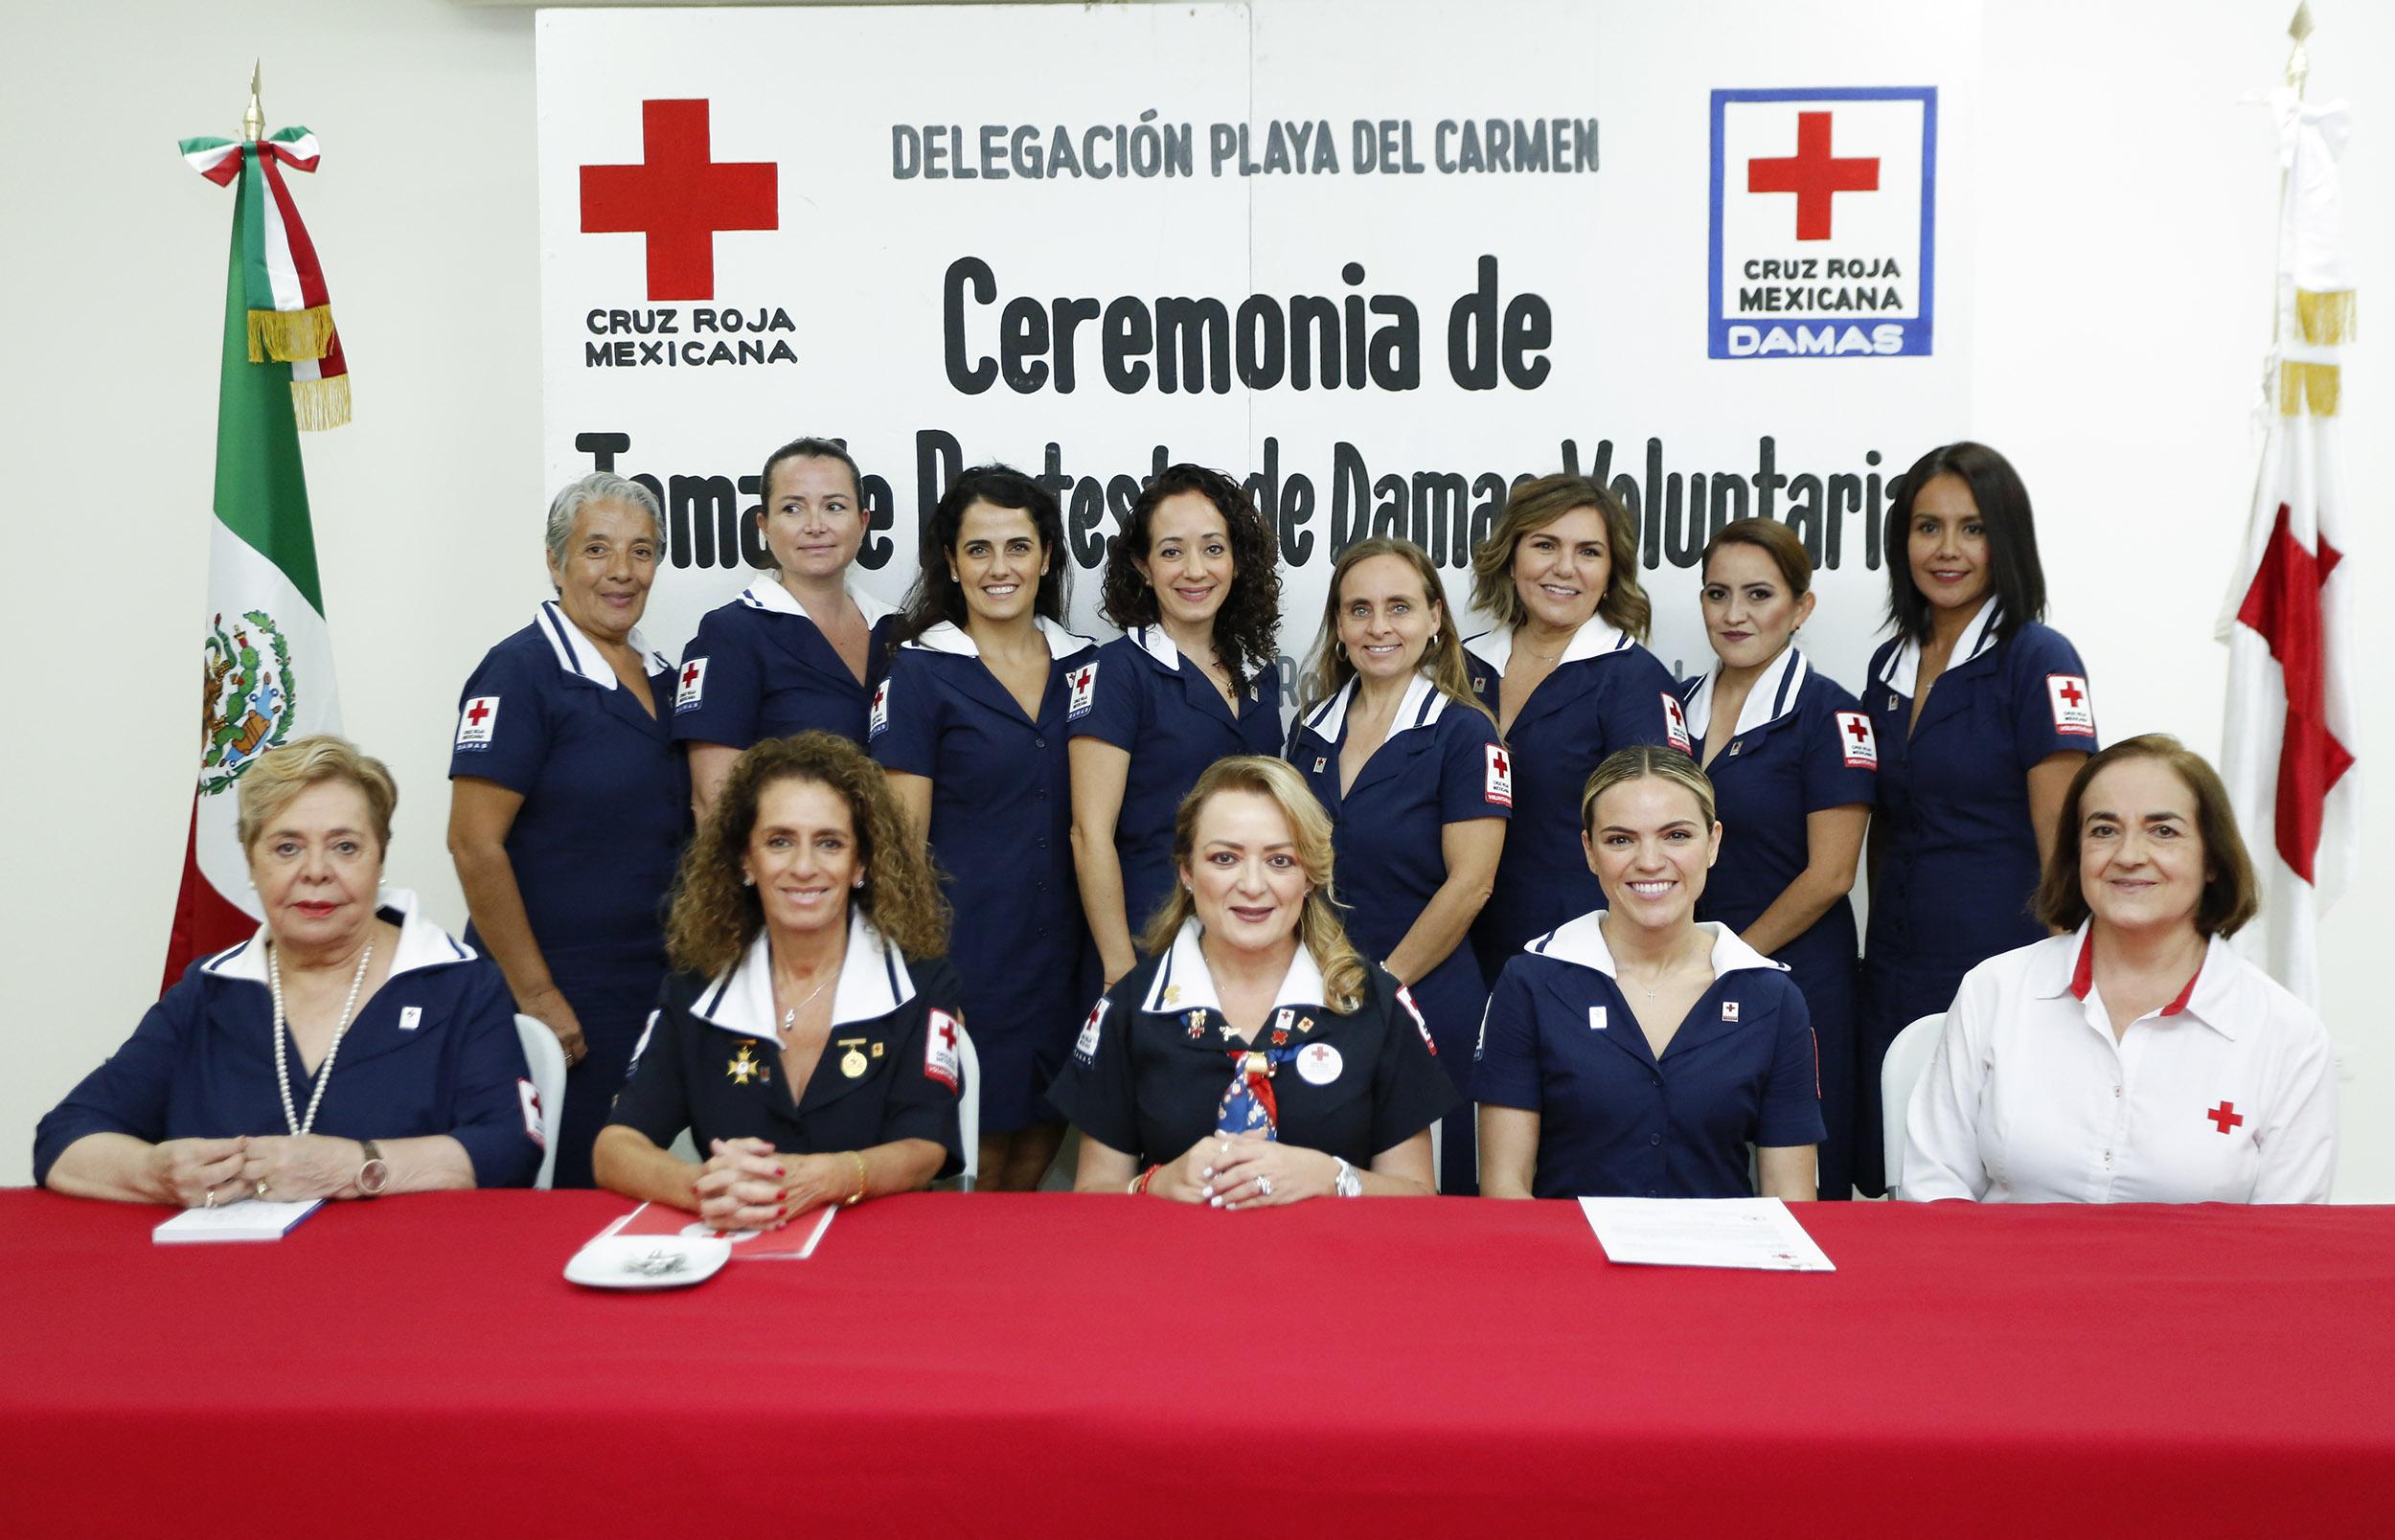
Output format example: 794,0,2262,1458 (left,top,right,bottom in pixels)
692,909,917,1038
1877,600,2003,698
906,616,1094,660
1299,671,1446,743
1681,646,1810,739
739,577,899,627
201,889,475,984
1461,612,1630,674
1522,912,1787,980
535,600,670,688
1131,624,1181,668
1140,917,1331,1015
